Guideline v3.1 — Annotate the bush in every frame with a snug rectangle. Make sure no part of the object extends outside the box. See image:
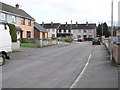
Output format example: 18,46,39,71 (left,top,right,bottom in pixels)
64,37,73,43
20,38,37,43
84,38,93,41
7,23,17,42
